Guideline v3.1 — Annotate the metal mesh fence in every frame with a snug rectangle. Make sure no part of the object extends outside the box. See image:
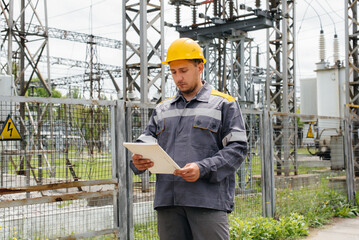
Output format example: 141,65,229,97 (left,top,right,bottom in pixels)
232,111,263,219
0,199,114,239
127,106,353,240
0,102,113,186
353,117,359,191
0,98,354,239
273,113,347,220
0,97,119,239
127,107,265,239
126,105,158,240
